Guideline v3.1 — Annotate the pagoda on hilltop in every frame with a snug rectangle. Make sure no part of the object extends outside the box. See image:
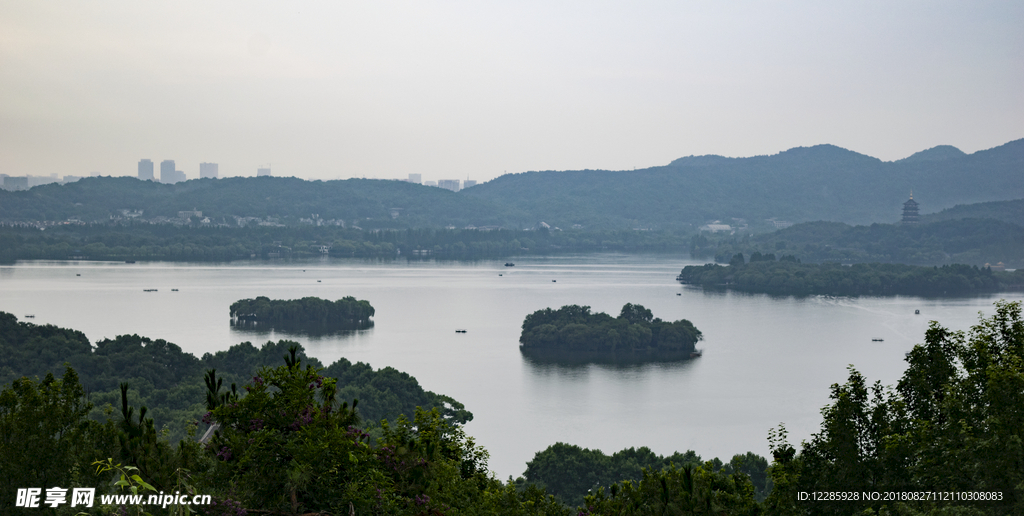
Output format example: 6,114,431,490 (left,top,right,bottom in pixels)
901,192,919,224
